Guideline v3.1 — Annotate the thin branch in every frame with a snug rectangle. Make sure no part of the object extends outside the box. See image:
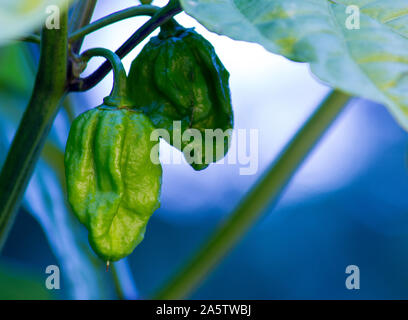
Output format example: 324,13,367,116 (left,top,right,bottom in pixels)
69,5,160,43
78,47,129,106
18,34,41,44
69,0,98,54
69,0,182,92
111,260,140,300
154,90,352,299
